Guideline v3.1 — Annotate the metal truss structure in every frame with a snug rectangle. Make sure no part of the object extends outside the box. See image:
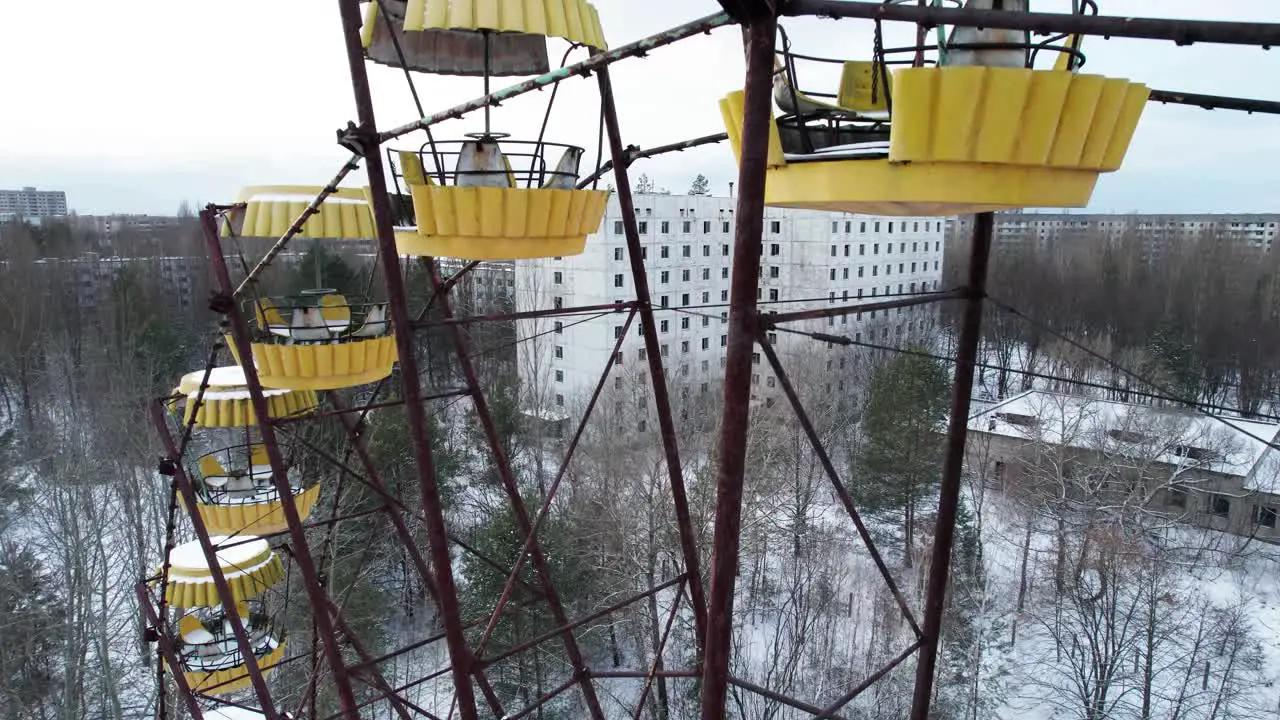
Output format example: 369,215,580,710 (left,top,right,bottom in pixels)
135,2,1280,719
